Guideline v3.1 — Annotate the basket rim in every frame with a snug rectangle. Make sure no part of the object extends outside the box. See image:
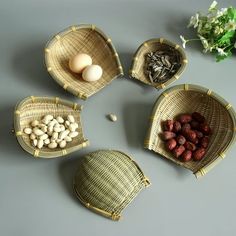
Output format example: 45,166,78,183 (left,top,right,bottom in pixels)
14,96,89,158
144,84,236,178
73,149,150,221
44,24,124,100
129,37,187,90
